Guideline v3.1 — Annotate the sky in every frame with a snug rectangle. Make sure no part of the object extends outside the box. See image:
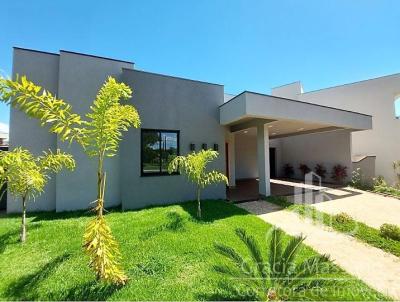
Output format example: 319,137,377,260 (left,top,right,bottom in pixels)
1,0,400,126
